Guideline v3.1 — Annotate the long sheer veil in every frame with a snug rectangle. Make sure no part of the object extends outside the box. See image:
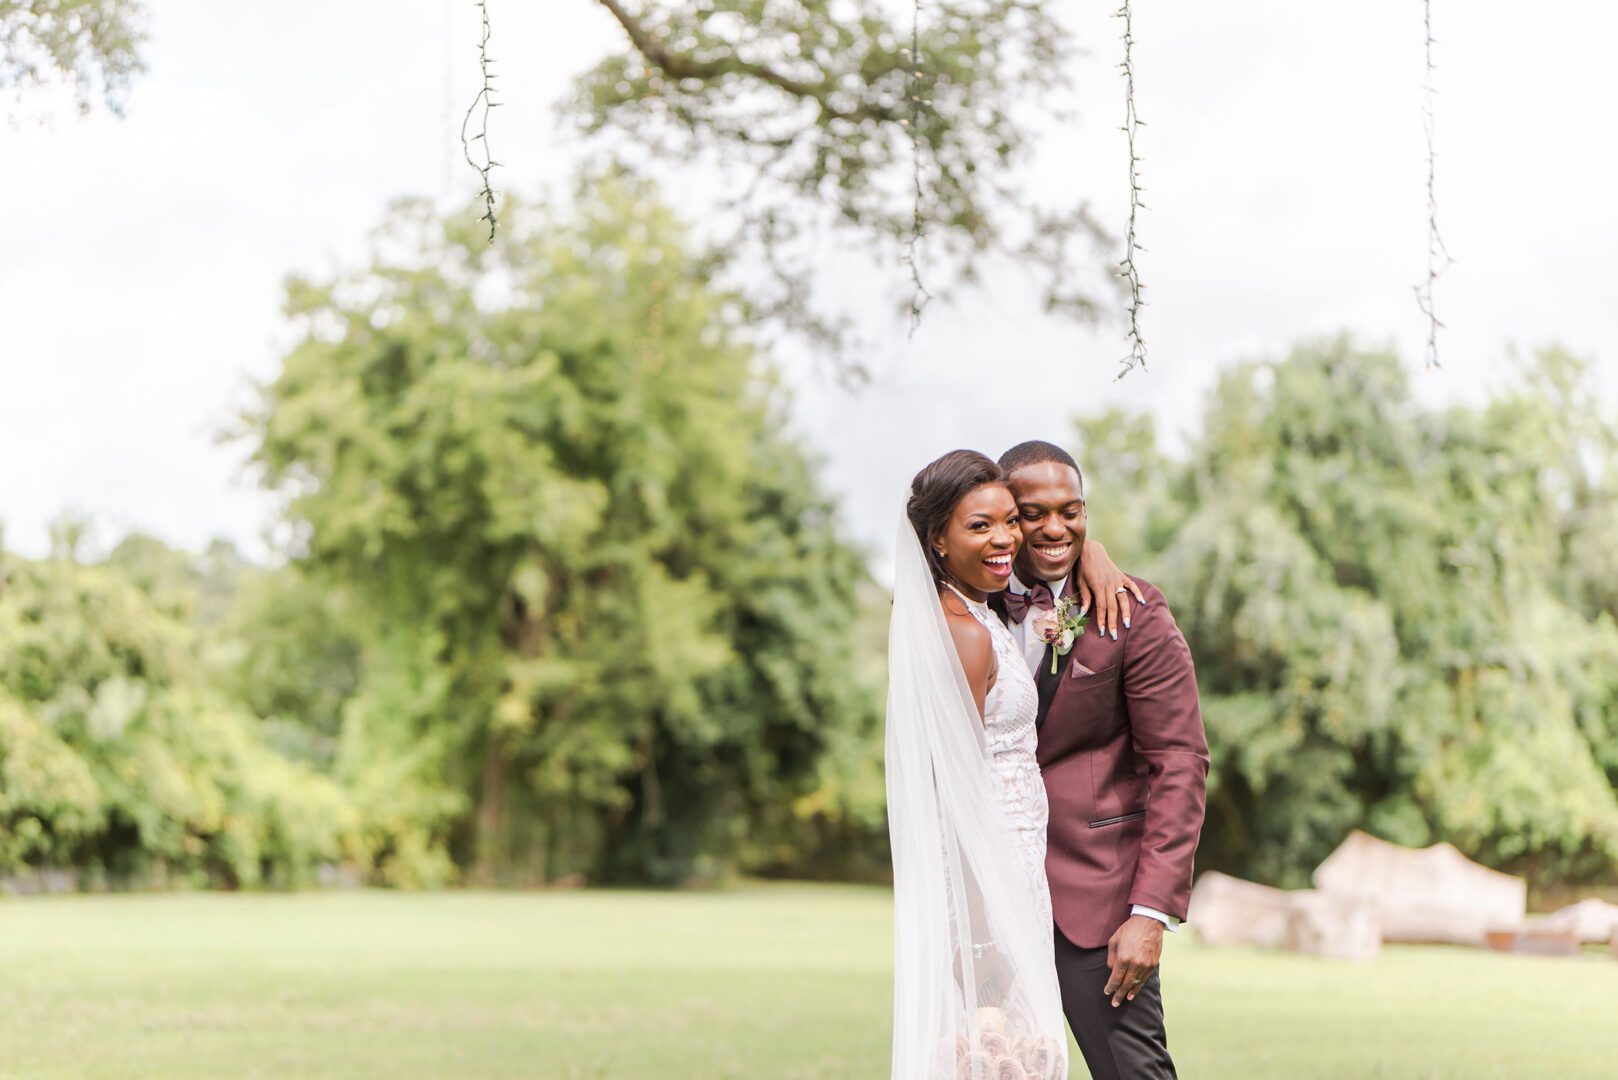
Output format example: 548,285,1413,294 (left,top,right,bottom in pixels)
885,519,1068,1080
